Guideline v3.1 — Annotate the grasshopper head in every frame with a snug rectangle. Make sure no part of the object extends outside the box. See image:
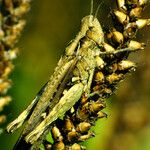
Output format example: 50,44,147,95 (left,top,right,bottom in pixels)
81,15,104,46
